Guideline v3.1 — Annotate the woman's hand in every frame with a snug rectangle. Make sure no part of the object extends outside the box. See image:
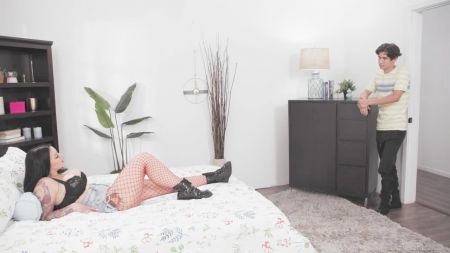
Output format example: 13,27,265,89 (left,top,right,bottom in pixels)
45,202,96,220
71,203,97,213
